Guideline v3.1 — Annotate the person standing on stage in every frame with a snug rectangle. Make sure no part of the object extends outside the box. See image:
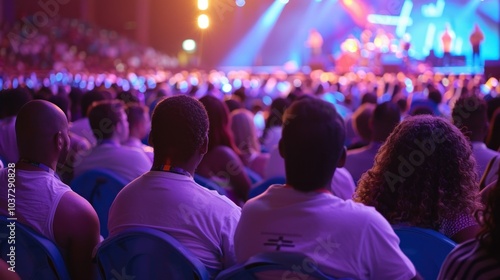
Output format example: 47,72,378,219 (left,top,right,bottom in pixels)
440,23,455,66
469,24,485,67
306,28,324,57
